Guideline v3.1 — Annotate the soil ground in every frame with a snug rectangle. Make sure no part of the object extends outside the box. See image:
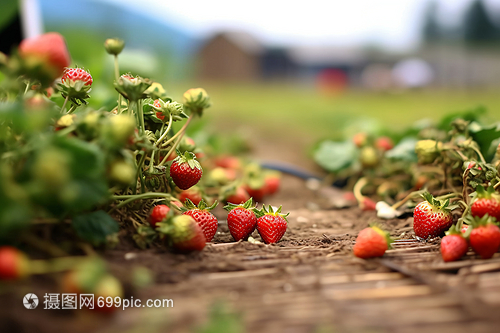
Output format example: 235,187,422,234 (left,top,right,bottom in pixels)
2,173,500,333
